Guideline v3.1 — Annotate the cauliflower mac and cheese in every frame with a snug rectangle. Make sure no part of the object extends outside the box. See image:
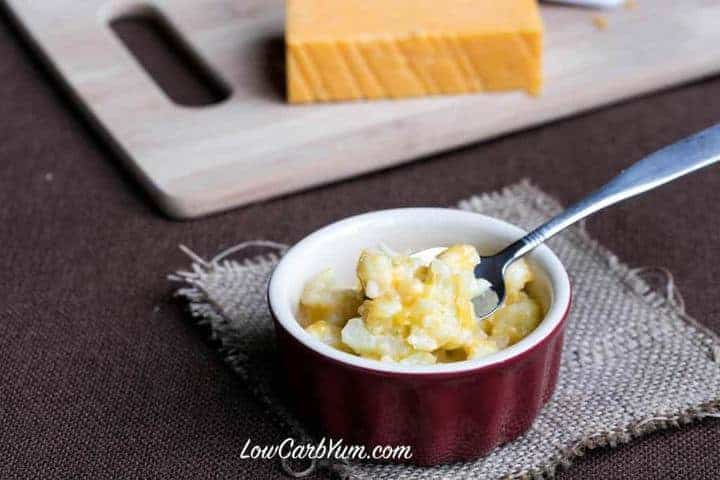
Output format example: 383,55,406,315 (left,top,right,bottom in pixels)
298,244,543,365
